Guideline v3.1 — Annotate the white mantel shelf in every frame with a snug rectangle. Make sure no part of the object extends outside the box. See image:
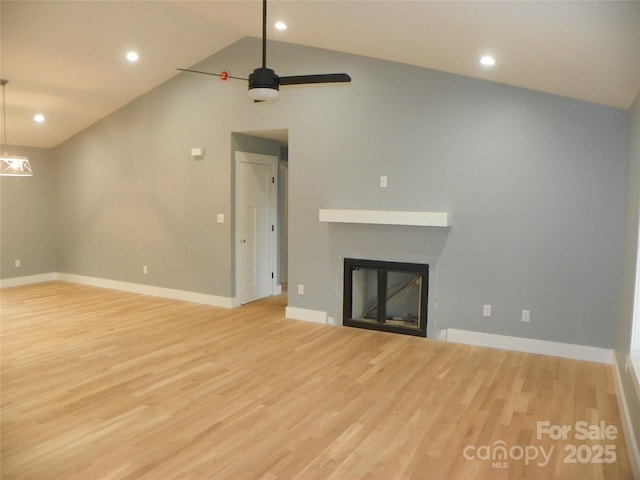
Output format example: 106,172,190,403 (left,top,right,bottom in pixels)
318,209,452,227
